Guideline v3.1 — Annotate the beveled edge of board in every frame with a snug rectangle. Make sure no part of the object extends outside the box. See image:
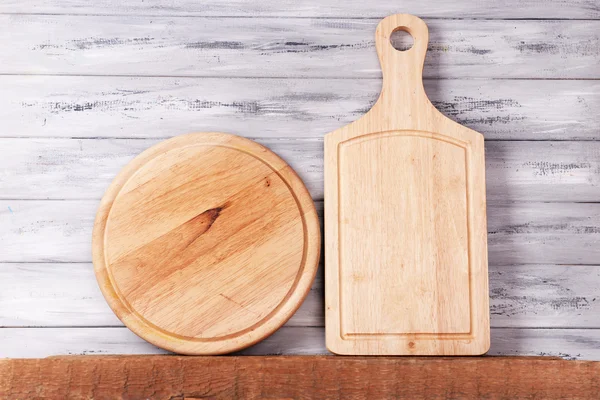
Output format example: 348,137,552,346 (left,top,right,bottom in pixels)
92,132,321,355
324,128,489,356
323,14,490,355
